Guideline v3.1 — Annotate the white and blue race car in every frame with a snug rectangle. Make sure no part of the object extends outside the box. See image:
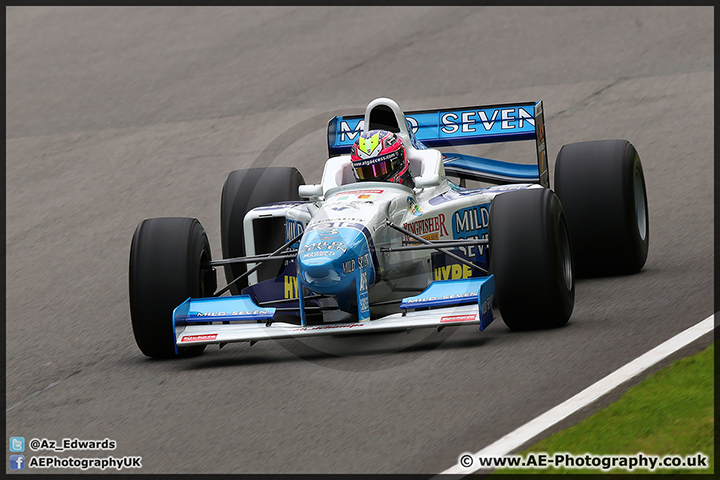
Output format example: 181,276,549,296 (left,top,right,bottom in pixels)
129,97,649,358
